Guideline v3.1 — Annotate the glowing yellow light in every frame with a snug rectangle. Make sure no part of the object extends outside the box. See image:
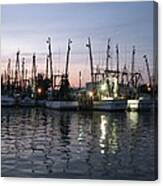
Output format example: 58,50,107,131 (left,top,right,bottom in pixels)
37,88,42,94
147,87,151,91
101,83,107,91
88,91,93,97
